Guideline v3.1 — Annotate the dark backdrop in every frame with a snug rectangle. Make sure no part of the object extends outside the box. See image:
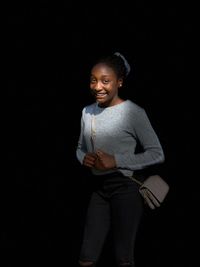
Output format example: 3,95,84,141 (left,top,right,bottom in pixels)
6,1,197,267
